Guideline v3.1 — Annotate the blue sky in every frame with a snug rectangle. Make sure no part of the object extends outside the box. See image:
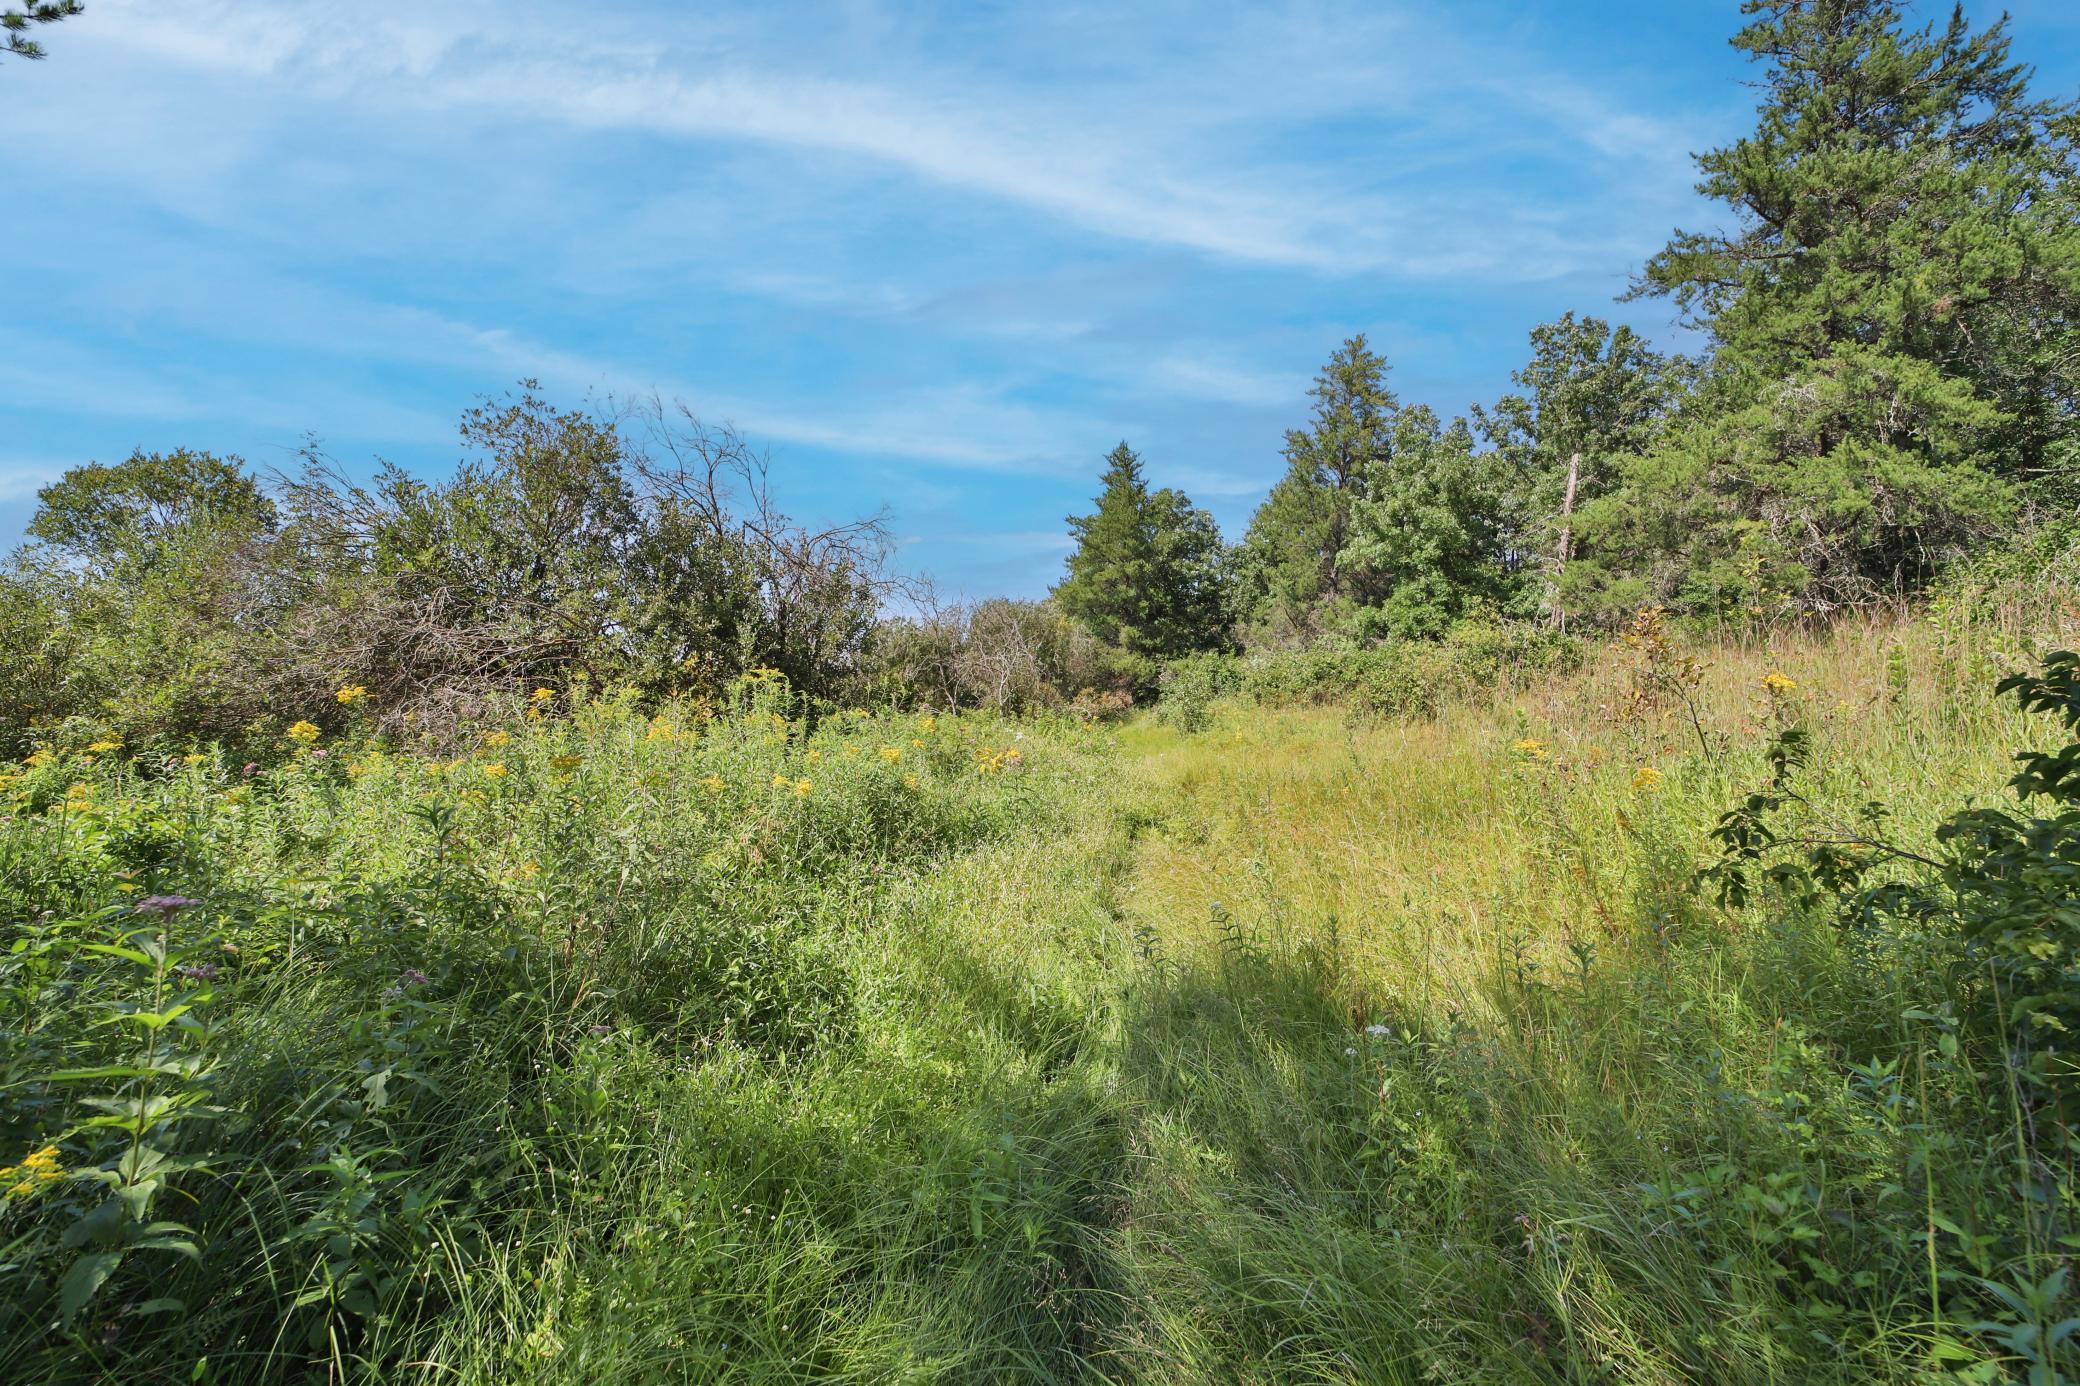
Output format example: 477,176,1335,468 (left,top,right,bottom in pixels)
6,1,2078,599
